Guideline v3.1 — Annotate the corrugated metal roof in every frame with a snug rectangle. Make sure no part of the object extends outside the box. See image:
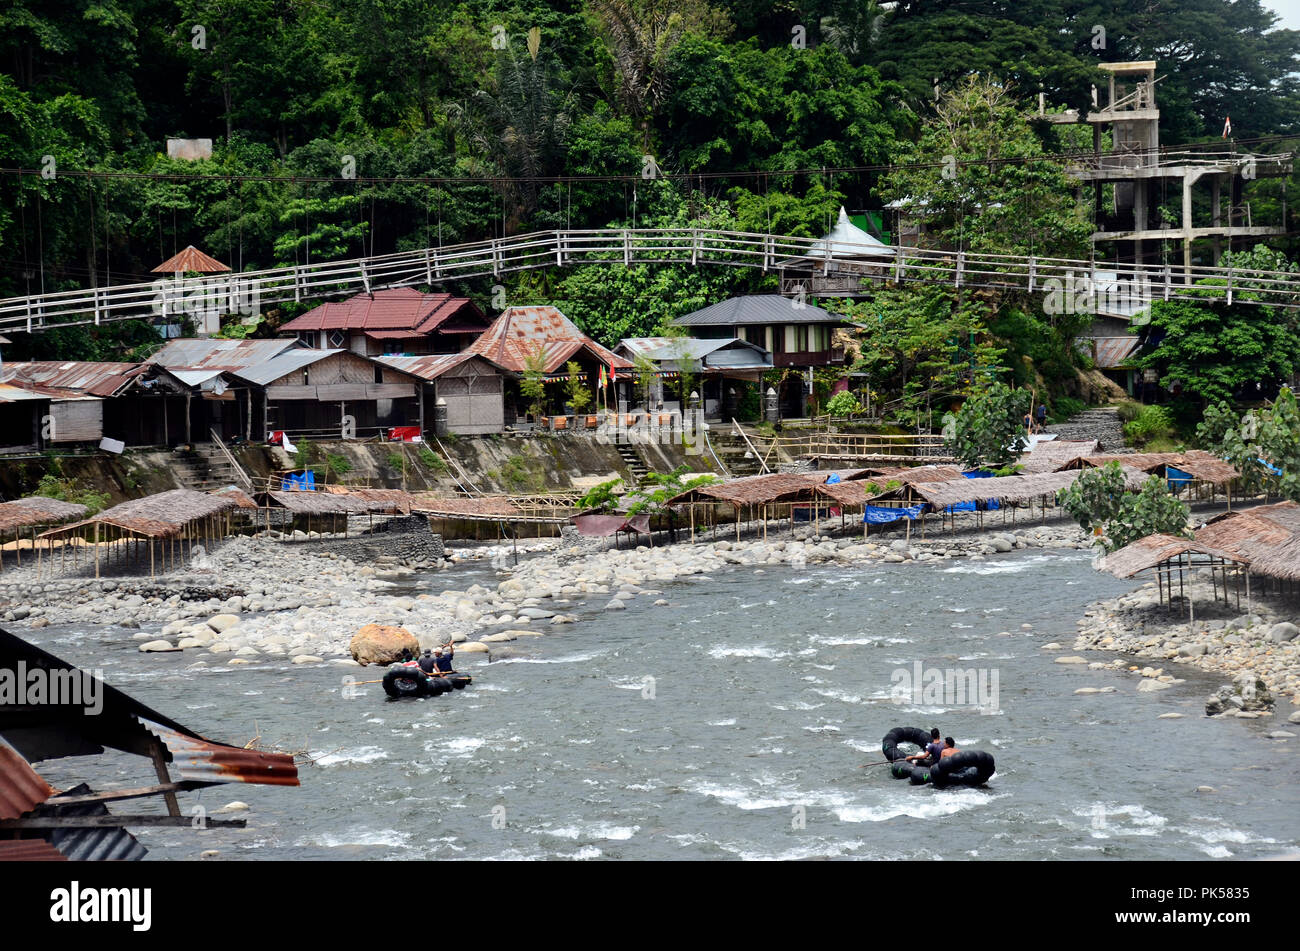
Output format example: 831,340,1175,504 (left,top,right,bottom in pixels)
141,720,300,787
0,362,145,397
39,784,149,862
675,295,840,328
0,740,54,819
376,352,509,381
227,348,343,386
151,337,302,371
1081,335,1142,368
280,288,486,334
152,245,231,273
468,306,632,373
0,839,68,861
